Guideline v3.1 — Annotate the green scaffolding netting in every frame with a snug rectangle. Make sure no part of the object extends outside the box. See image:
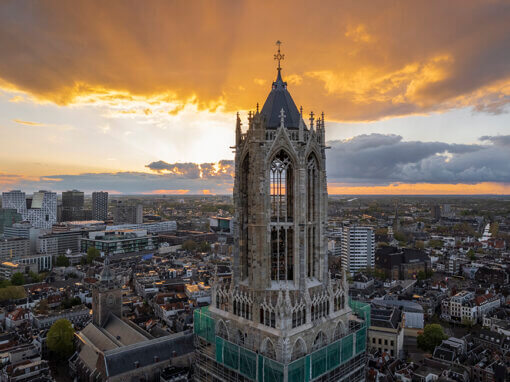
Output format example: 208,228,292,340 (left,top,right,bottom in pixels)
311,347,327,379
240,347,257,380
326,340,341,371
194,301,369,381
341,333,354,362
262,357,284,382
356,326,367,355
349,298,371,327
288,357,309,382
194,307,215,343
224,341,239,370
215,337,224,363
